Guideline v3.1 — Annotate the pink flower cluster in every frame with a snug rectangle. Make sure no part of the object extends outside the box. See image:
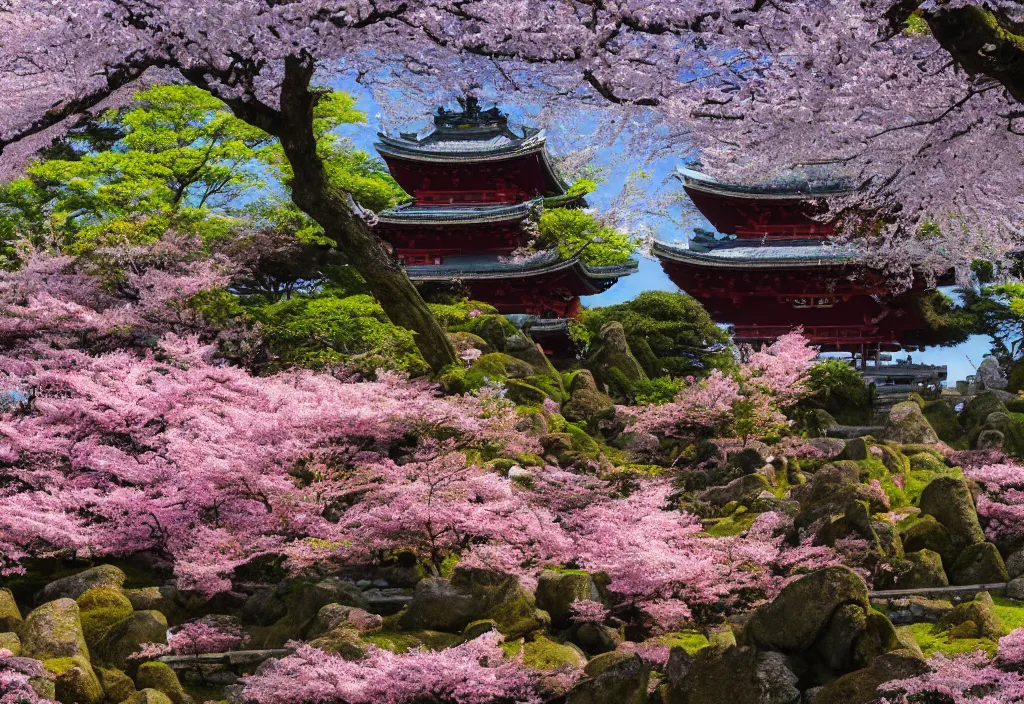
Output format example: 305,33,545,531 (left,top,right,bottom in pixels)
241,632,540,704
